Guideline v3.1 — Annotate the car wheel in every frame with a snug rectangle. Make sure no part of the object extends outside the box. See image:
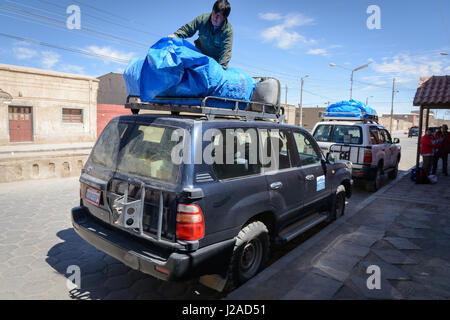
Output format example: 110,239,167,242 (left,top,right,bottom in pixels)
225,221,270,291
388,161,399,180
328,185,346,221
366,167,382,192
